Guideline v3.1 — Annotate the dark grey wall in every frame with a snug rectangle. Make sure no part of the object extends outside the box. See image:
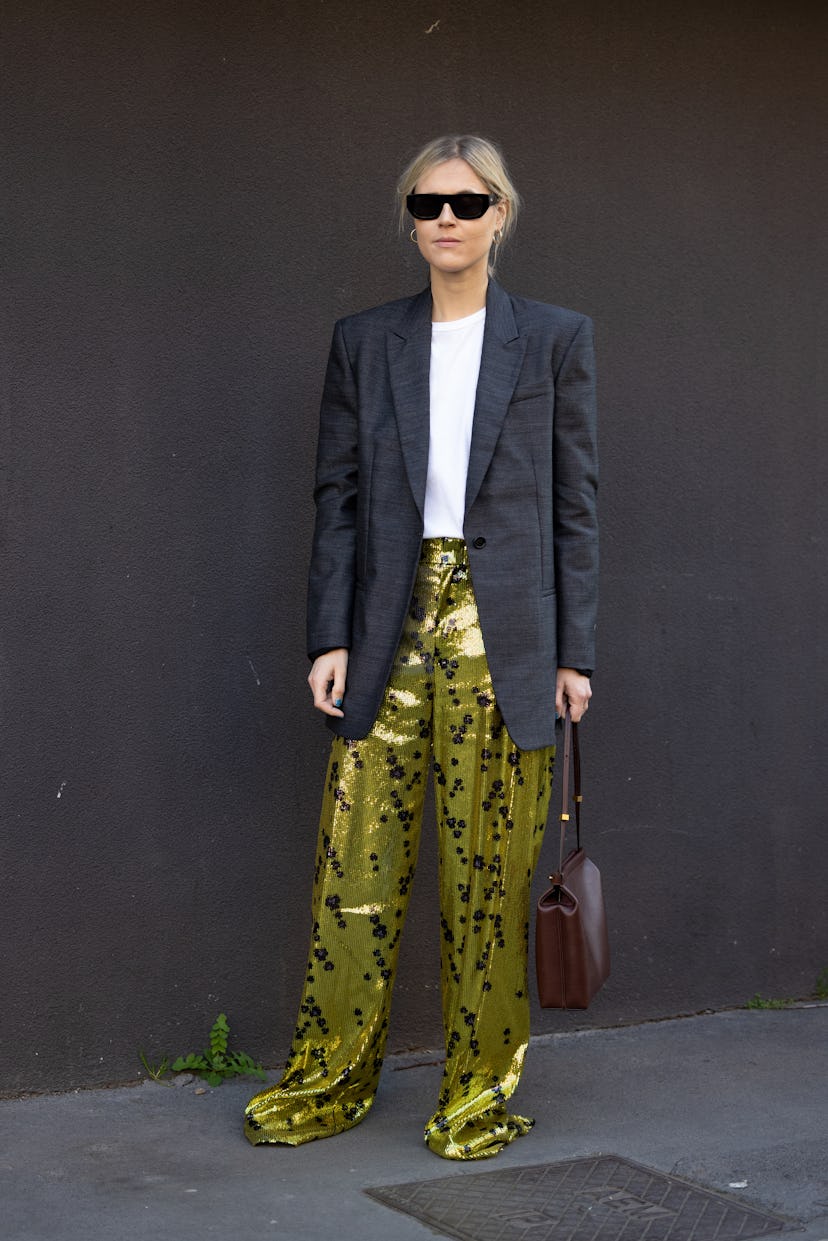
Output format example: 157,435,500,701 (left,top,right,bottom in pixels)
2,1,826,1094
